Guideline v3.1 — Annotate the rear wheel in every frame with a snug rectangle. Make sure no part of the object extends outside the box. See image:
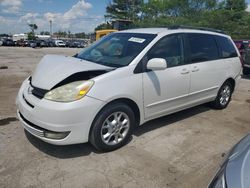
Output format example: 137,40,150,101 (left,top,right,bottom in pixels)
90,102,135,152
210,81,233,109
